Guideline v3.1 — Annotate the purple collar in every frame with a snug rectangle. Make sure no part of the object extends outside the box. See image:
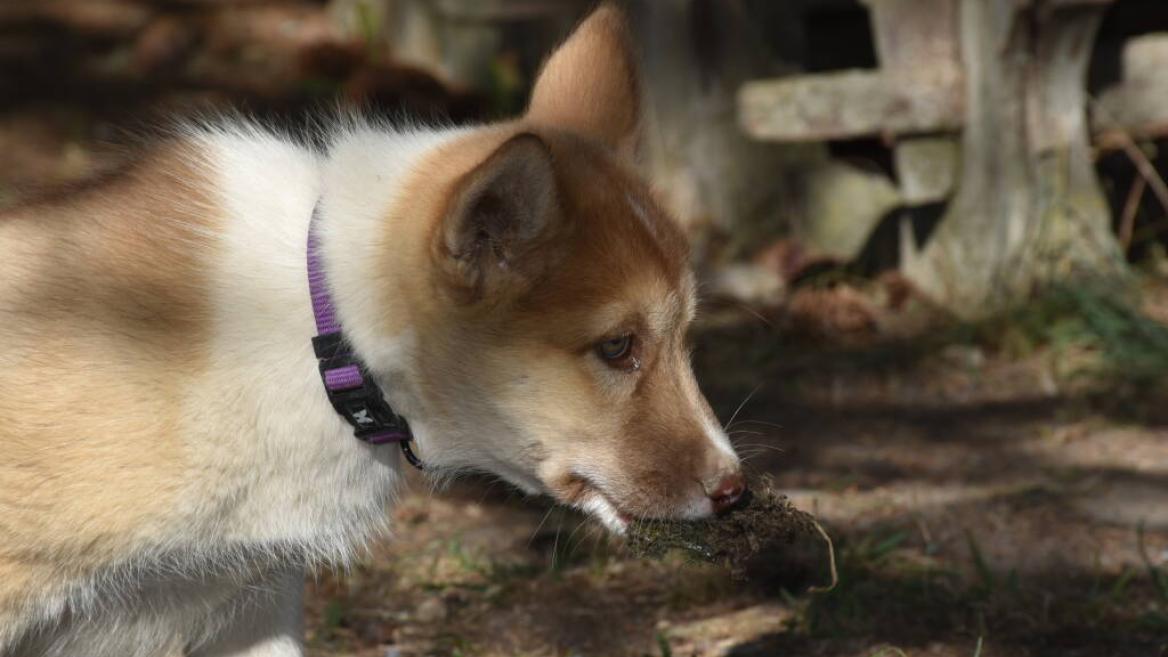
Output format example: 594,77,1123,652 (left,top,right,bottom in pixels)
308,206,423,469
